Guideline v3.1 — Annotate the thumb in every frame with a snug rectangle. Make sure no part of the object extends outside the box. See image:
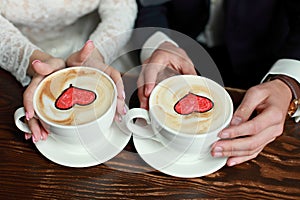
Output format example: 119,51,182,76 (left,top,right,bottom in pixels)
77,40,95,62
231,88,267,125
32,60,57,76
67,40,95,66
